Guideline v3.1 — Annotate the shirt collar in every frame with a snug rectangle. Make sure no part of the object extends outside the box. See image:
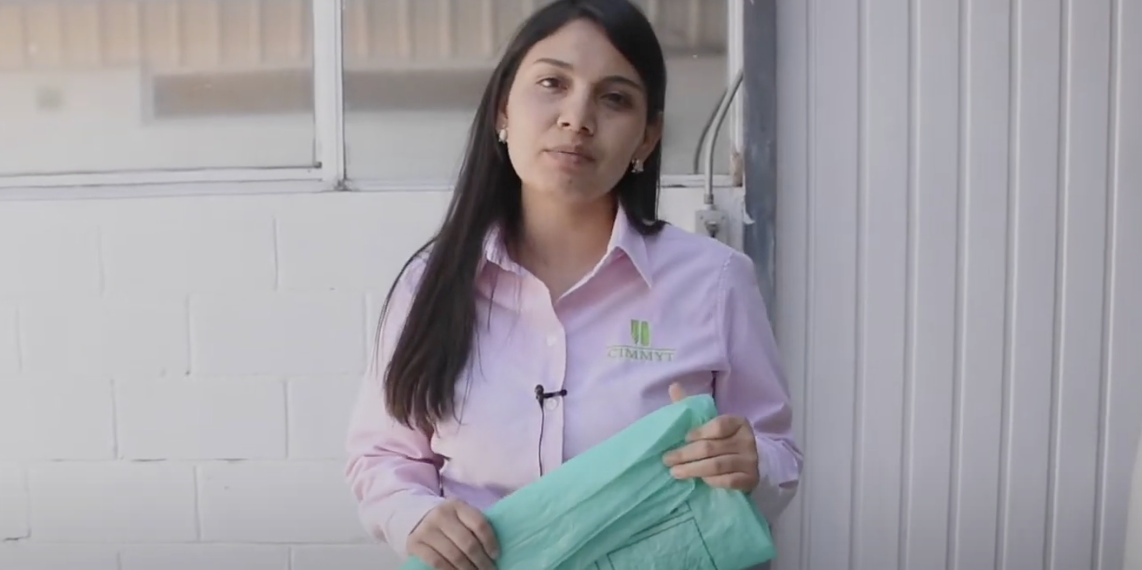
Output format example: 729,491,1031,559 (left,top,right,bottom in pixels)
479,203,654,288
605,204,654,287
